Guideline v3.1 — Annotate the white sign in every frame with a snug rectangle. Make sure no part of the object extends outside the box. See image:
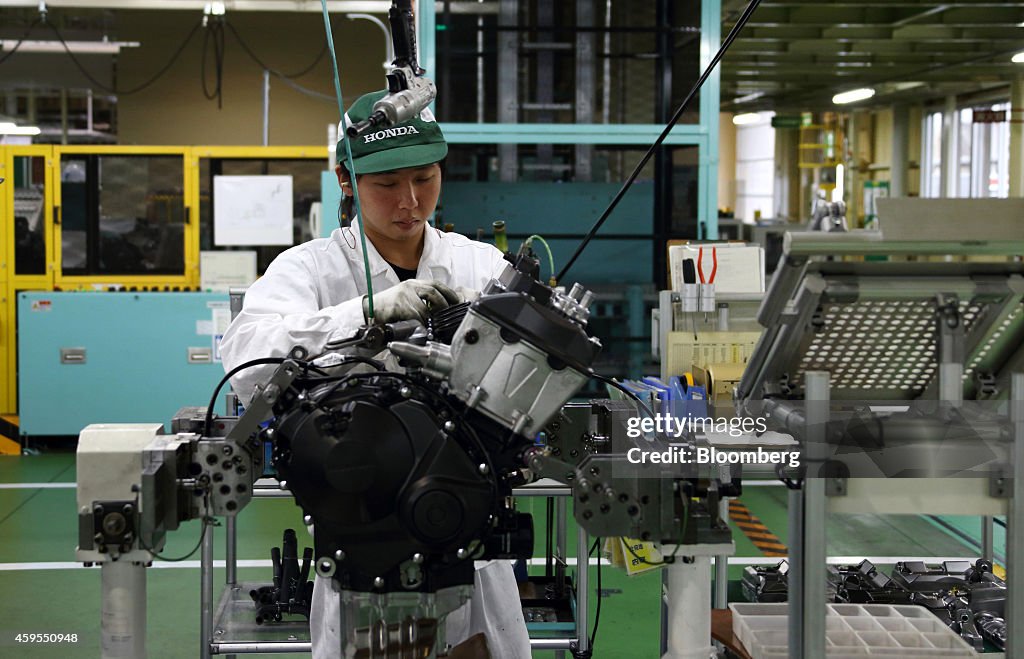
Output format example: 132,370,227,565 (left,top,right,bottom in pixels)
200,250,258,292
213,175,293,246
